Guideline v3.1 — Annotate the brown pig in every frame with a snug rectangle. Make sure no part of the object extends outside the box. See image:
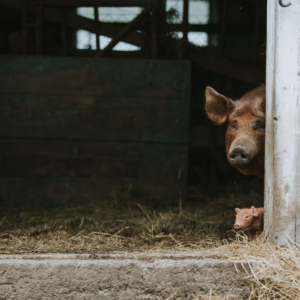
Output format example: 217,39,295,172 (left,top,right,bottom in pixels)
205,85,266,178
234,206,264,238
